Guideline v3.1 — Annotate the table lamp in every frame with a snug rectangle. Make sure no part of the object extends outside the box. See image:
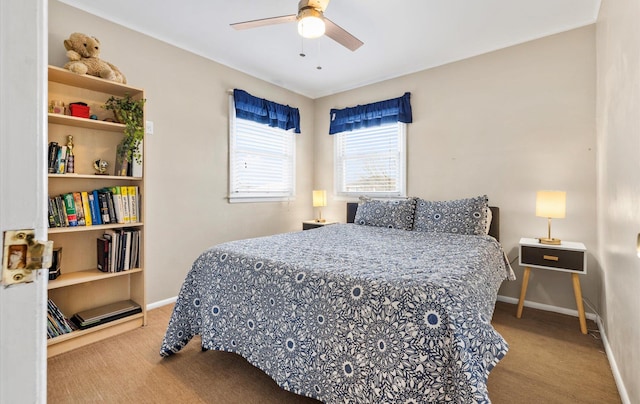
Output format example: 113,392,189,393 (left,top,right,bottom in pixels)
536,190,566,245
312,190,327,223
